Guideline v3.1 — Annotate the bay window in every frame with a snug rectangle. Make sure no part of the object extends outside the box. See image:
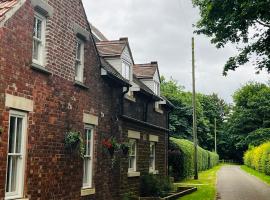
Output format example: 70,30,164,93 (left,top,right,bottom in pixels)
5,111,27,199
